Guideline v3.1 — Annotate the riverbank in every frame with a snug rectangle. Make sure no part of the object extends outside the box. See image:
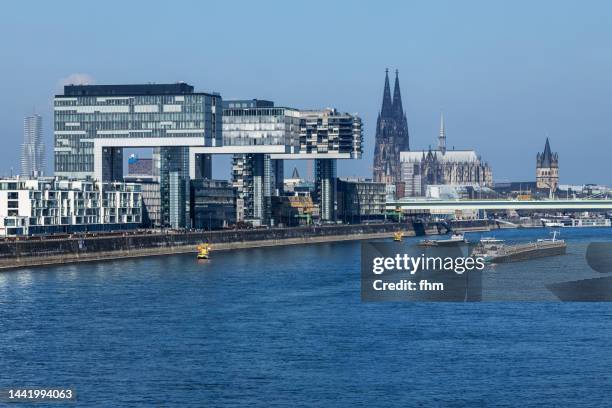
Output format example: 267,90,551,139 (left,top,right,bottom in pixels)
0,220,497,270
